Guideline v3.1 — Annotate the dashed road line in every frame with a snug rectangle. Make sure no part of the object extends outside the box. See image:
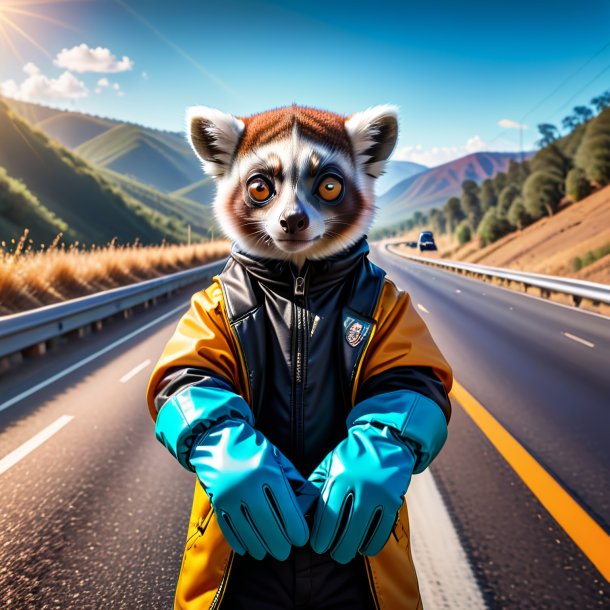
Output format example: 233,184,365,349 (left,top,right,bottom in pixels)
0,301,189,414
562,332,595,348
455,289,462,294
417,303,430,314
451,380,610,581
0,415,74,476
120,359,151,383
